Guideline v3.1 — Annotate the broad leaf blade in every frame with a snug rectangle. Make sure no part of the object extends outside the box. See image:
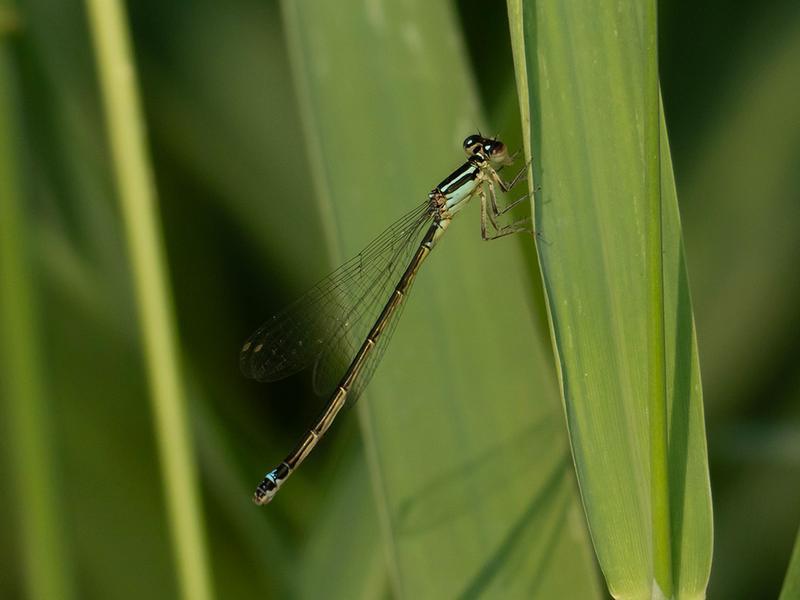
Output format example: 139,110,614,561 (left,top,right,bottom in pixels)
507,0,713,597
281,0,601,596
